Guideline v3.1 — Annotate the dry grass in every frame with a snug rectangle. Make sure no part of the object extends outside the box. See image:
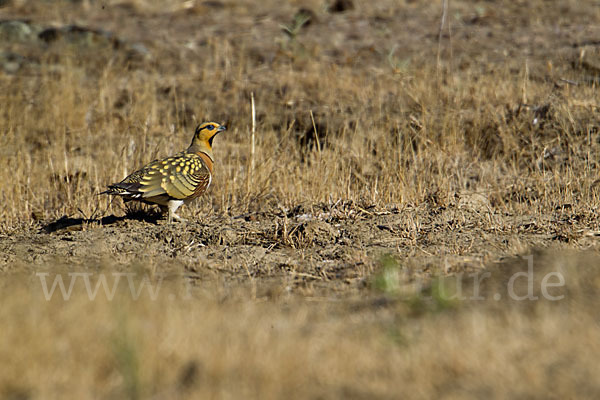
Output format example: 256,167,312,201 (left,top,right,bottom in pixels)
3,251,600,399
1,0,600,398
0,0,597,226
